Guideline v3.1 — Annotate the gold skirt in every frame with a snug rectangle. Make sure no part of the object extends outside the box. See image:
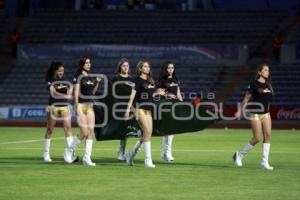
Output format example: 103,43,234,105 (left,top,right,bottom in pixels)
47,105,70,117
249,112,271,121
77,103,94,115
135,108,152,119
